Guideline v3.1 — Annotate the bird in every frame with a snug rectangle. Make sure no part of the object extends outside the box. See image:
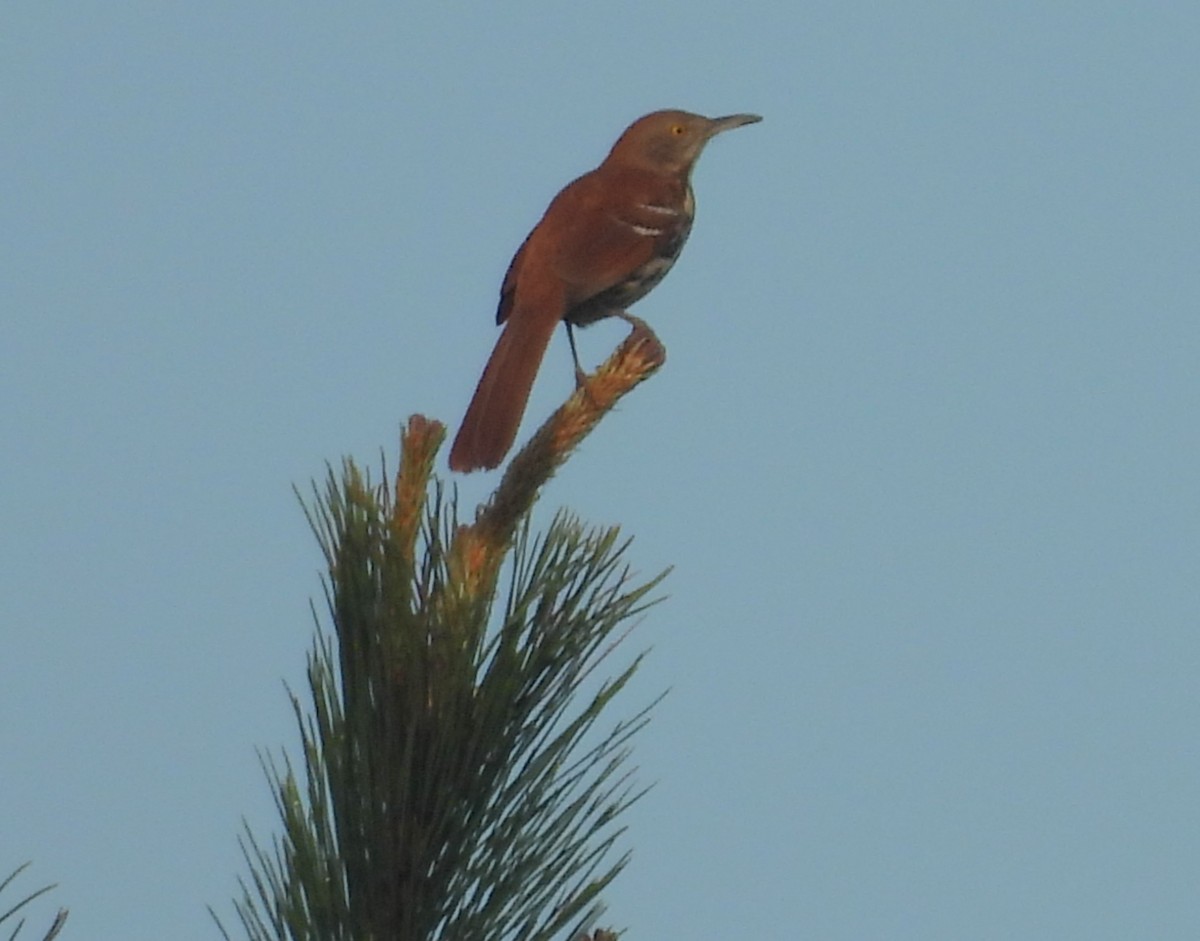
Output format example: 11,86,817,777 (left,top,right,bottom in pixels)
448,109,762,473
